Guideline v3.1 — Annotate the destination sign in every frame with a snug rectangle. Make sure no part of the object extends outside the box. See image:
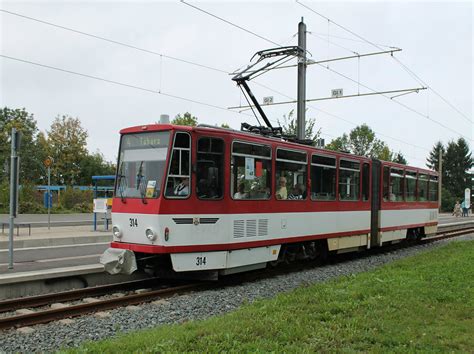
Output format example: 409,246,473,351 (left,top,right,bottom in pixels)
122,132,170,150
